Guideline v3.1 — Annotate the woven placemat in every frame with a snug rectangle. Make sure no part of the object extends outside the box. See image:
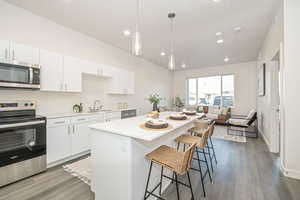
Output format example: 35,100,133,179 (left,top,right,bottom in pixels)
139,124,174,131
166,117,189,122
